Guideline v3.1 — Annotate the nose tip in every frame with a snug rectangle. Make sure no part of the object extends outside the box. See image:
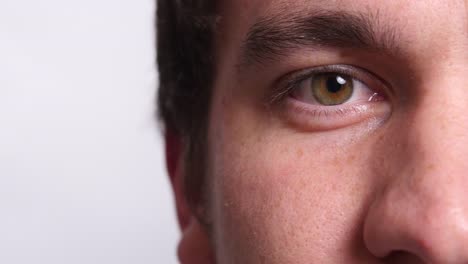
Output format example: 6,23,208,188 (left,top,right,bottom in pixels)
363,182,468,264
